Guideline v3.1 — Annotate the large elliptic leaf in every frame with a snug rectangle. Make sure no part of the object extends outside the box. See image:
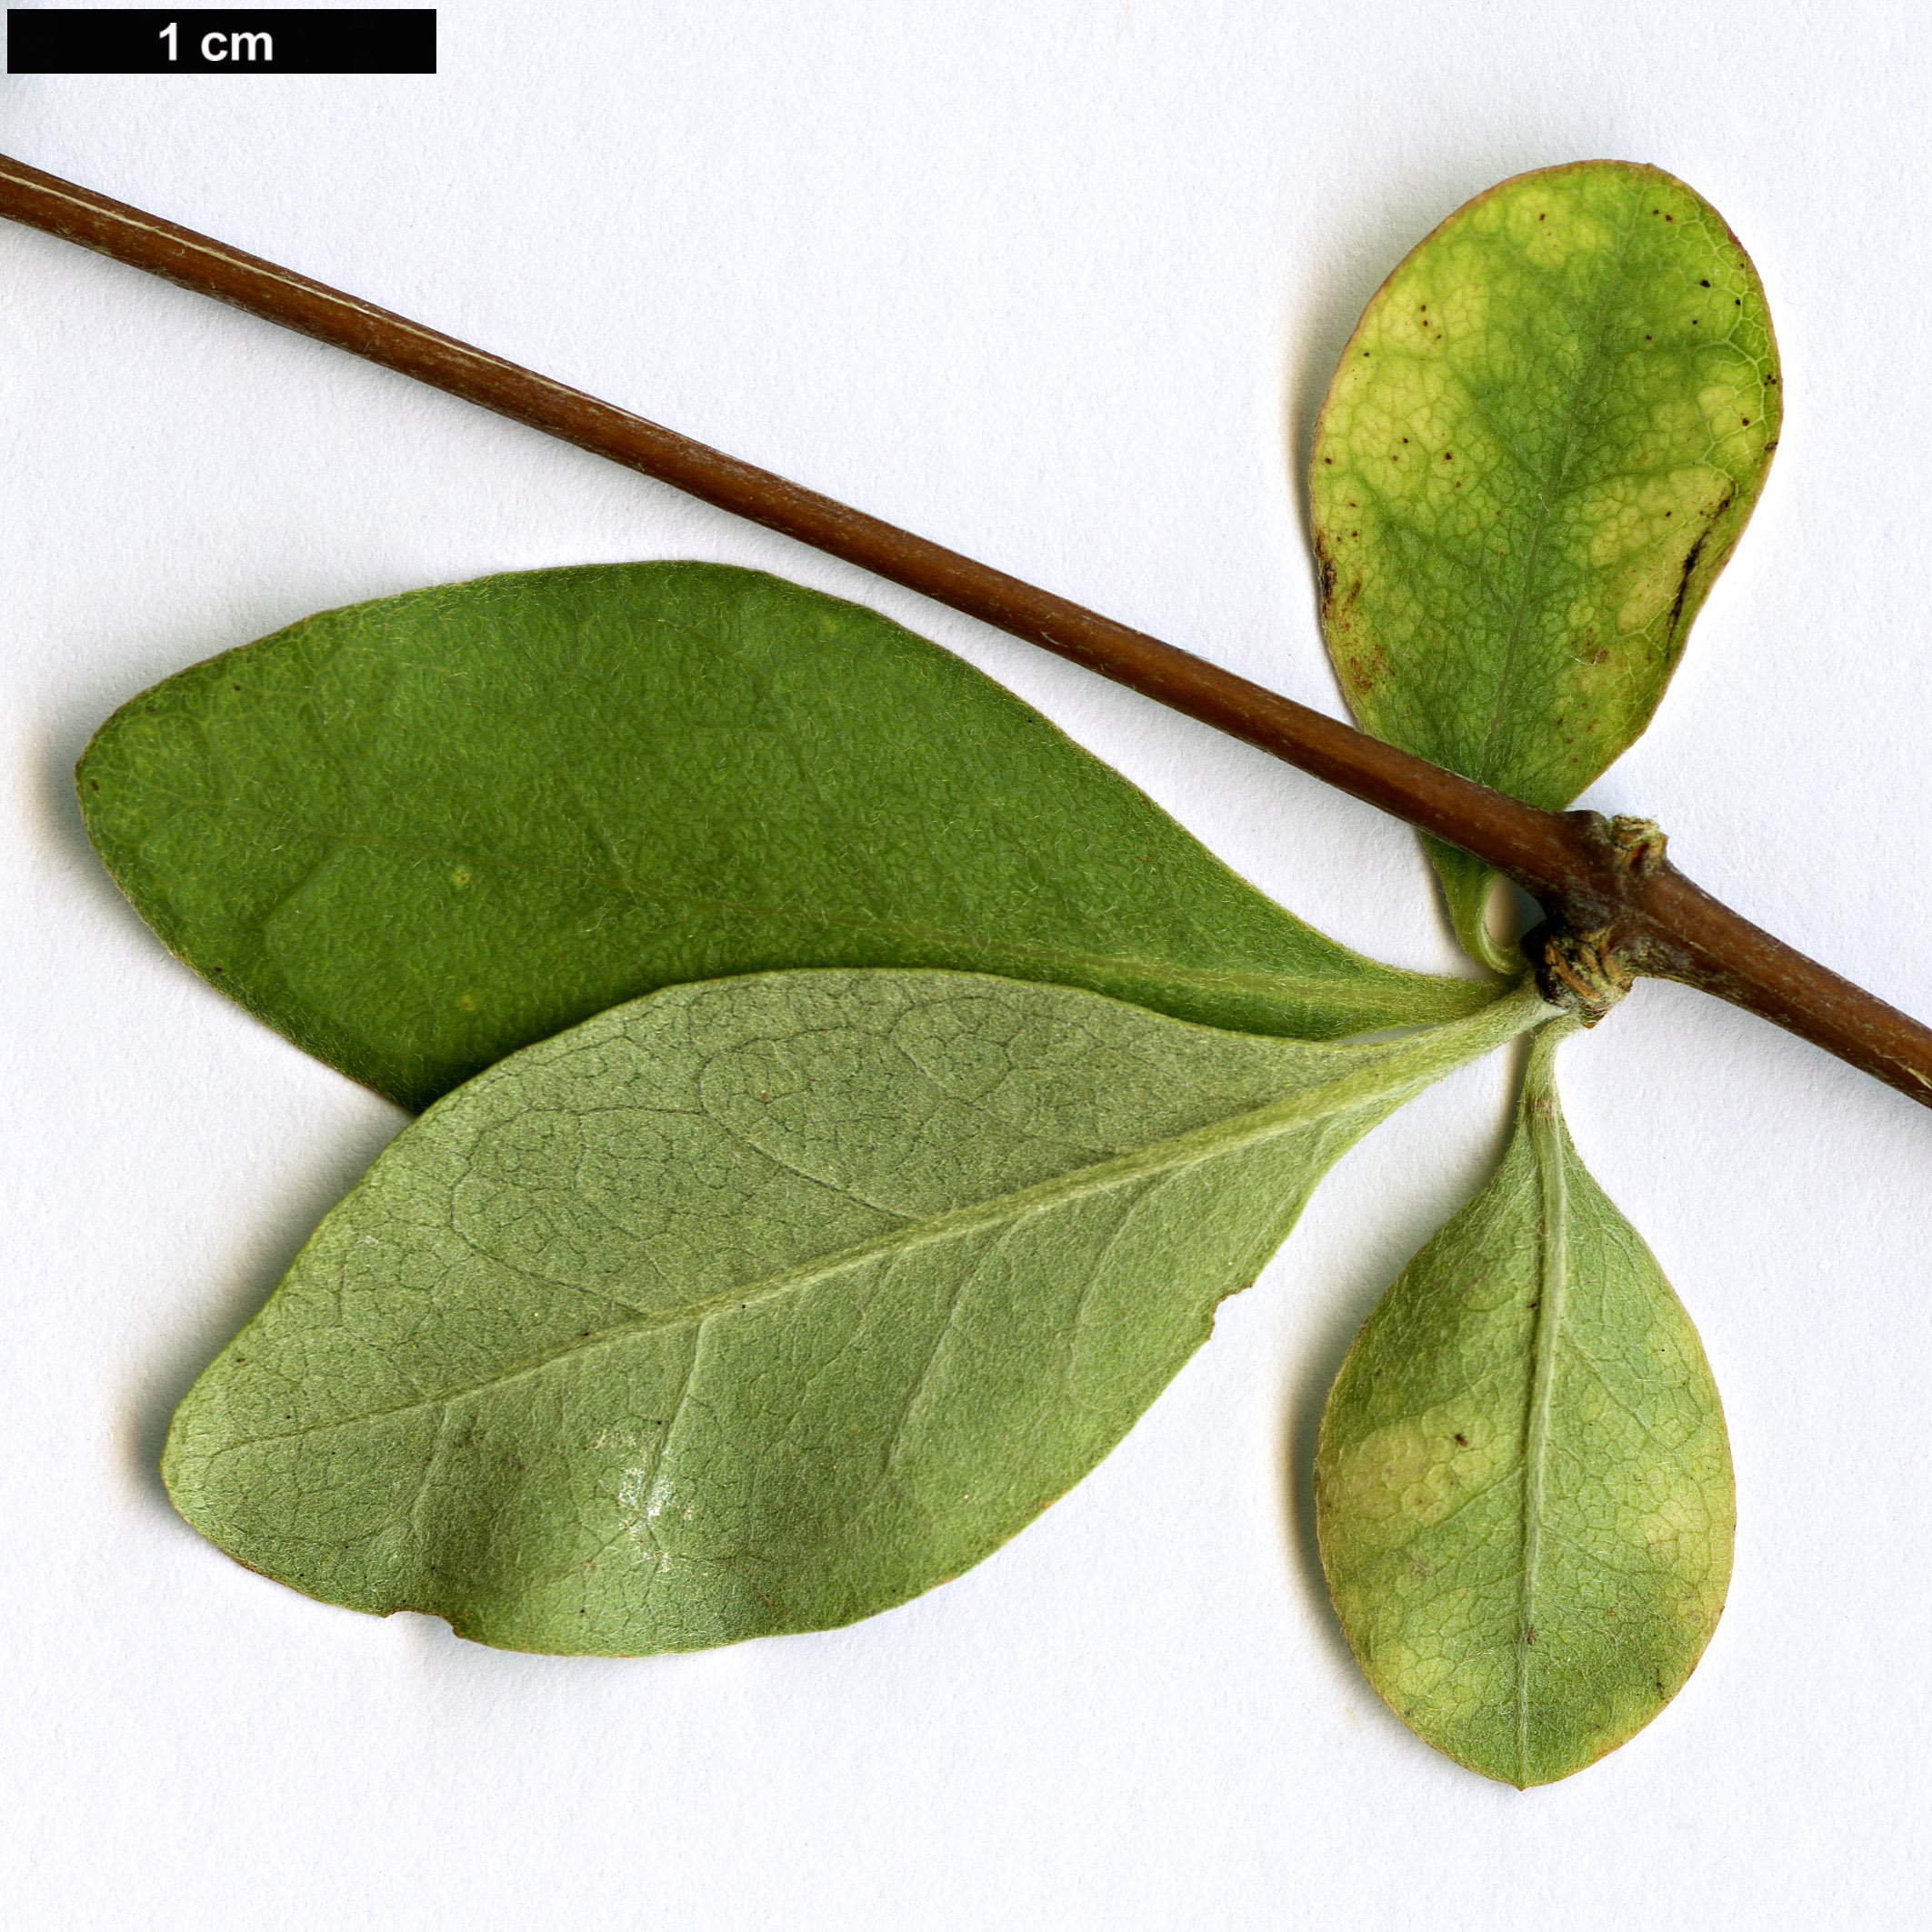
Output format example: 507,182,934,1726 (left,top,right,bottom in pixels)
77,564,1488,1110
1310,161,1779,967
1315,1026,1734,1787
164,968,1550,1656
